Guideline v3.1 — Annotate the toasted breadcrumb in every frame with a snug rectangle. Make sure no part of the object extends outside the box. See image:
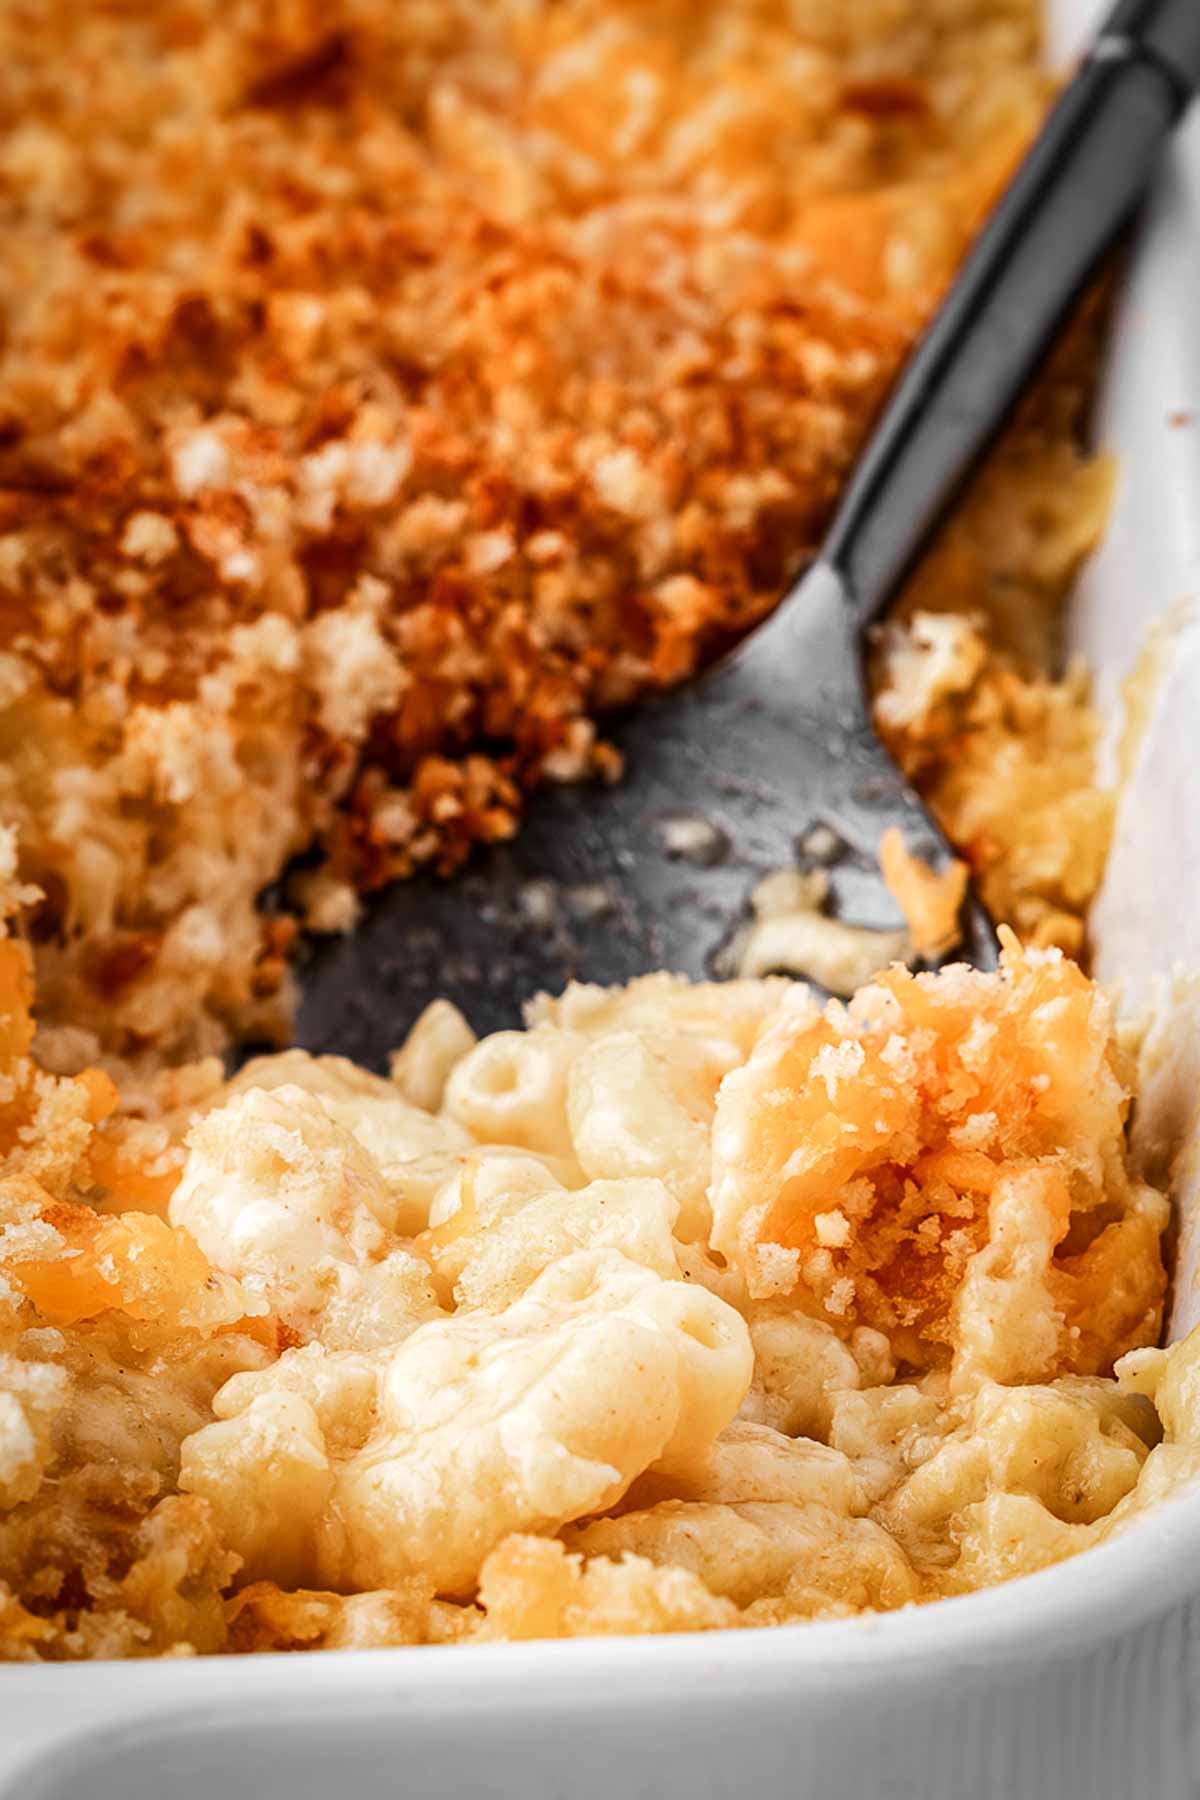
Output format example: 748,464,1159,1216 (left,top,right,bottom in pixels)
710,930,1168,1378
0,0,1111,1062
